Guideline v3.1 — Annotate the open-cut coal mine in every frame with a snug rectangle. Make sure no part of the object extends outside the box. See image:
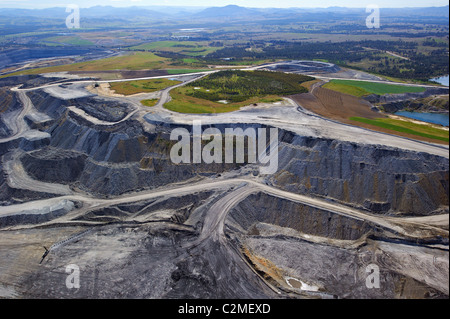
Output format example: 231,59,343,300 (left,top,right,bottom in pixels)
0,70,448,300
